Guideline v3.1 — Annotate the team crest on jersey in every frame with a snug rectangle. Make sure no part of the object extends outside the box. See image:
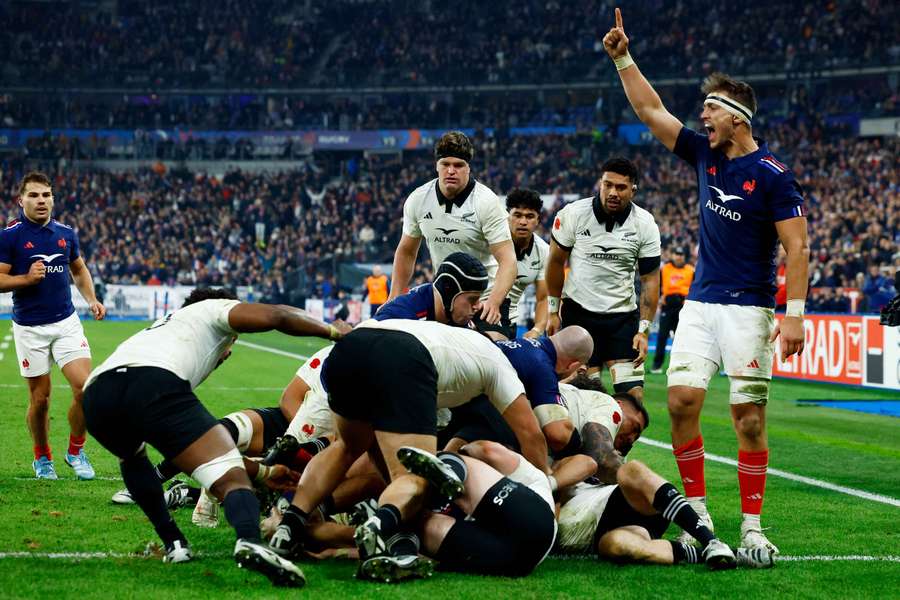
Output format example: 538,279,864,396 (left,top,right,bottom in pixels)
742,180,756,195
58,239,66,248
460,211,476,224
707,166,717,176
